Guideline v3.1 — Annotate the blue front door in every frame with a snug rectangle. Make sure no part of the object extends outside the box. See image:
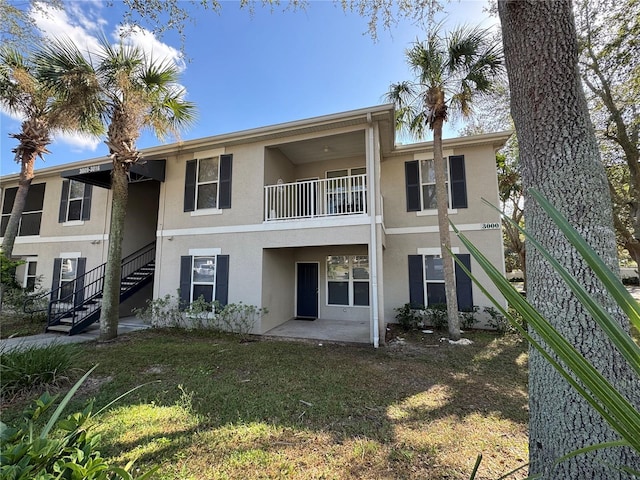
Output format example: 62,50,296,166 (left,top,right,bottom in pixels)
296,263,318,319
